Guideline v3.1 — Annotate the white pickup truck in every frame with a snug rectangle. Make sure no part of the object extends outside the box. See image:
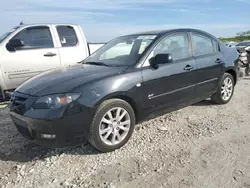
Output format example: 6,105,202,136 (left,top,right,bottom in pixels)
0,23,105,99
